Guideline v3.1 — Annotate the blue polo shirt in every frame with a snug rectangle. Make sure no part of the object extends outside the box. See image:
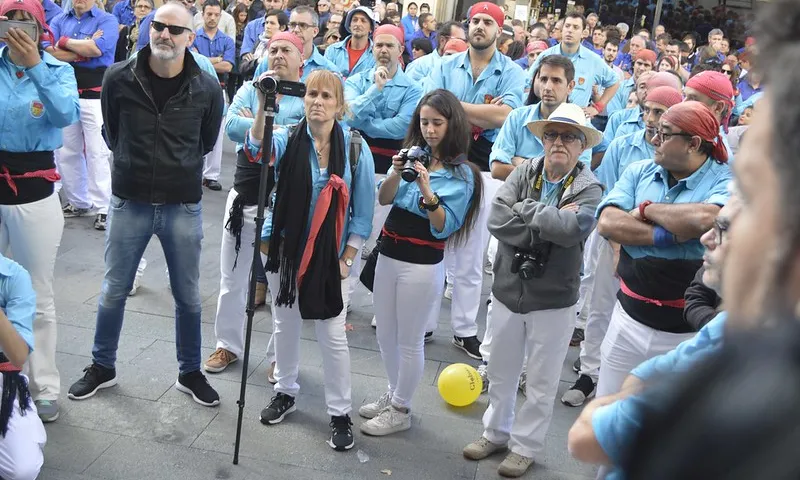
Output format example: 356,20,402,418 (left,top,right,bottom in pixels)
490,102,592,167
112,0,136,27
241,17,265,56
425,49,525,143
528,43,619,107
344,66,423,141
324,36,376,78
0,255,37,352
47,6,120,68
253,46,338,81
404,48,439,82
603,107,643,146
594,129,654,192
193,28,236,66
0,47,80,152
606,76,635,117
225,82,304,153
